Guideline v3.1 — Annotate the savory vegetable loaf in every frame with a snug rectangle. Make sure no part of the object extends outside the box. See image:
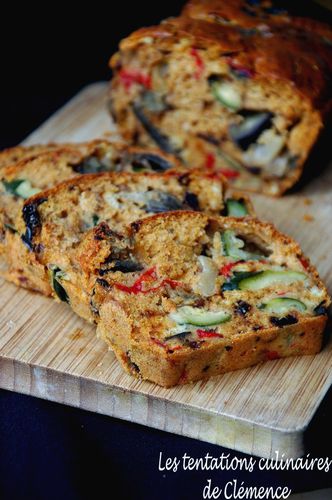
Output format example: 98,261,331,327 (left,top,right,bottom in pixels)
0,139,199,288
0,139,178,243
94,211,330,386
109,0,332,195
9,169,229,306
2,161,329,386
